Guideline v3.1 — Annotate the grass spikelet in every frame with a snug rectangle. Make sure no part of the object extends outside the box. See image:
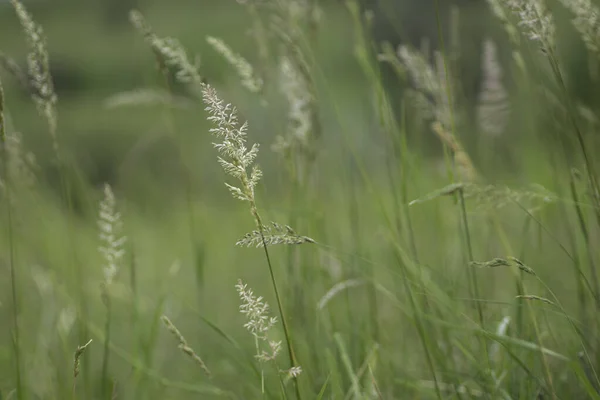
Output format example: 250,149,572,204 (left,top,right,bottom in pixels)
557,0,600,58
201,86,309,394
129,10,203,86
397,45,477,182
272,56,314,157
509,257,537,276
470,258,512,269
201,83,262,204
477,39,510,137
485,0,521,45
410,181,557,213
98,184,126,289
464,183,556,212
235,279,278,342
431,121,478,182
516,295,555,306
73,339,92,379
236,221,316,247
504,0,555,53
97,183,126,397
10,0,57,145
206,36,262,93
160,315,212,377
408,182,466,206
471,257,537,276
236,279,303,387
